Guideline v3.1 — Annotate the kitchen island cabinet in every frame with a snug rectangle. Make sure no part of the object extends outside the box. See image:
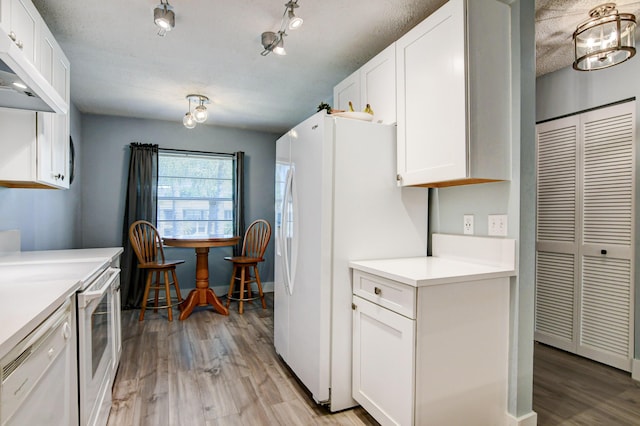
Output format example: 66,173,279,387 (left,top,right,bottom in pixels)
395,0,511,187
350,234,516,425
